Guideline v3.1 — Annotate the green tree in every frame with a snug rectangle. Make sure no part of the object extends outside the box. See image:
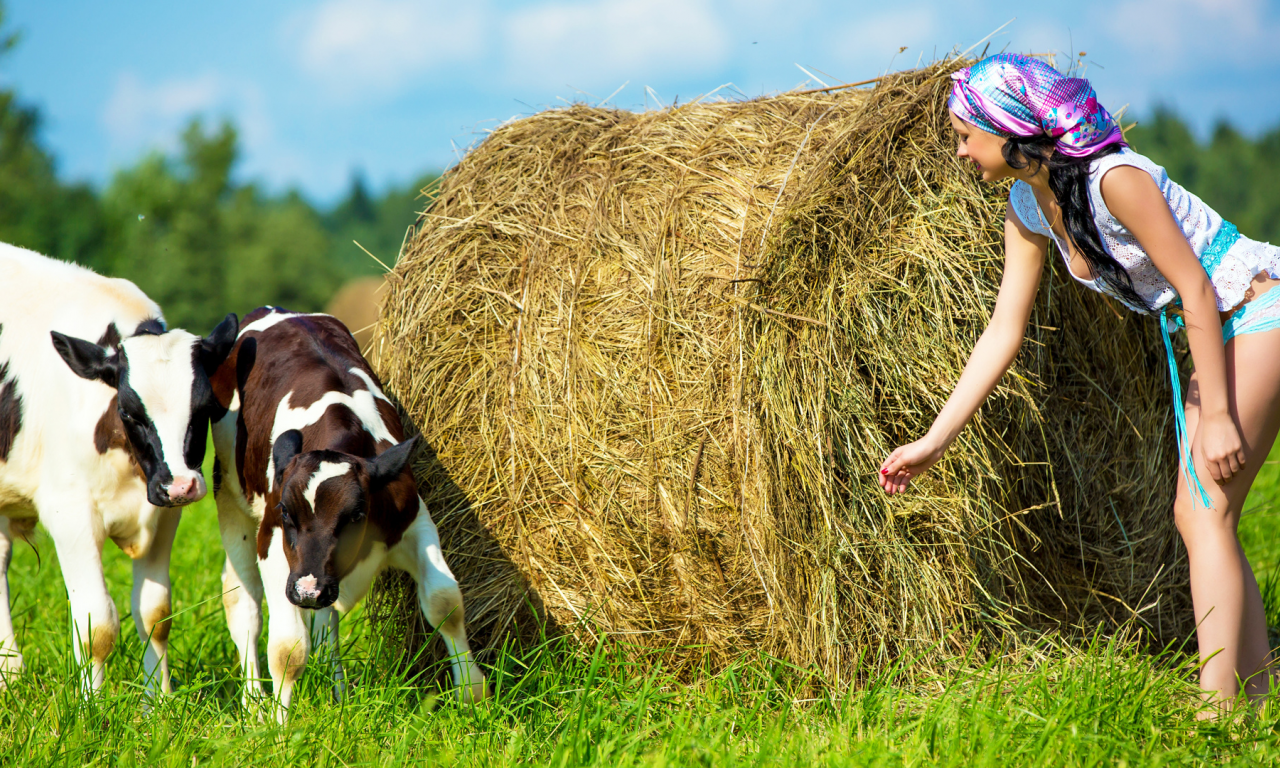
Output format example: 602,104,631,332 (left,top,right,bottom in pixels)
323,171,438,277
1125,106,1201,189
1237,124,1280,245
223,188,334,313
104,121,234,331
